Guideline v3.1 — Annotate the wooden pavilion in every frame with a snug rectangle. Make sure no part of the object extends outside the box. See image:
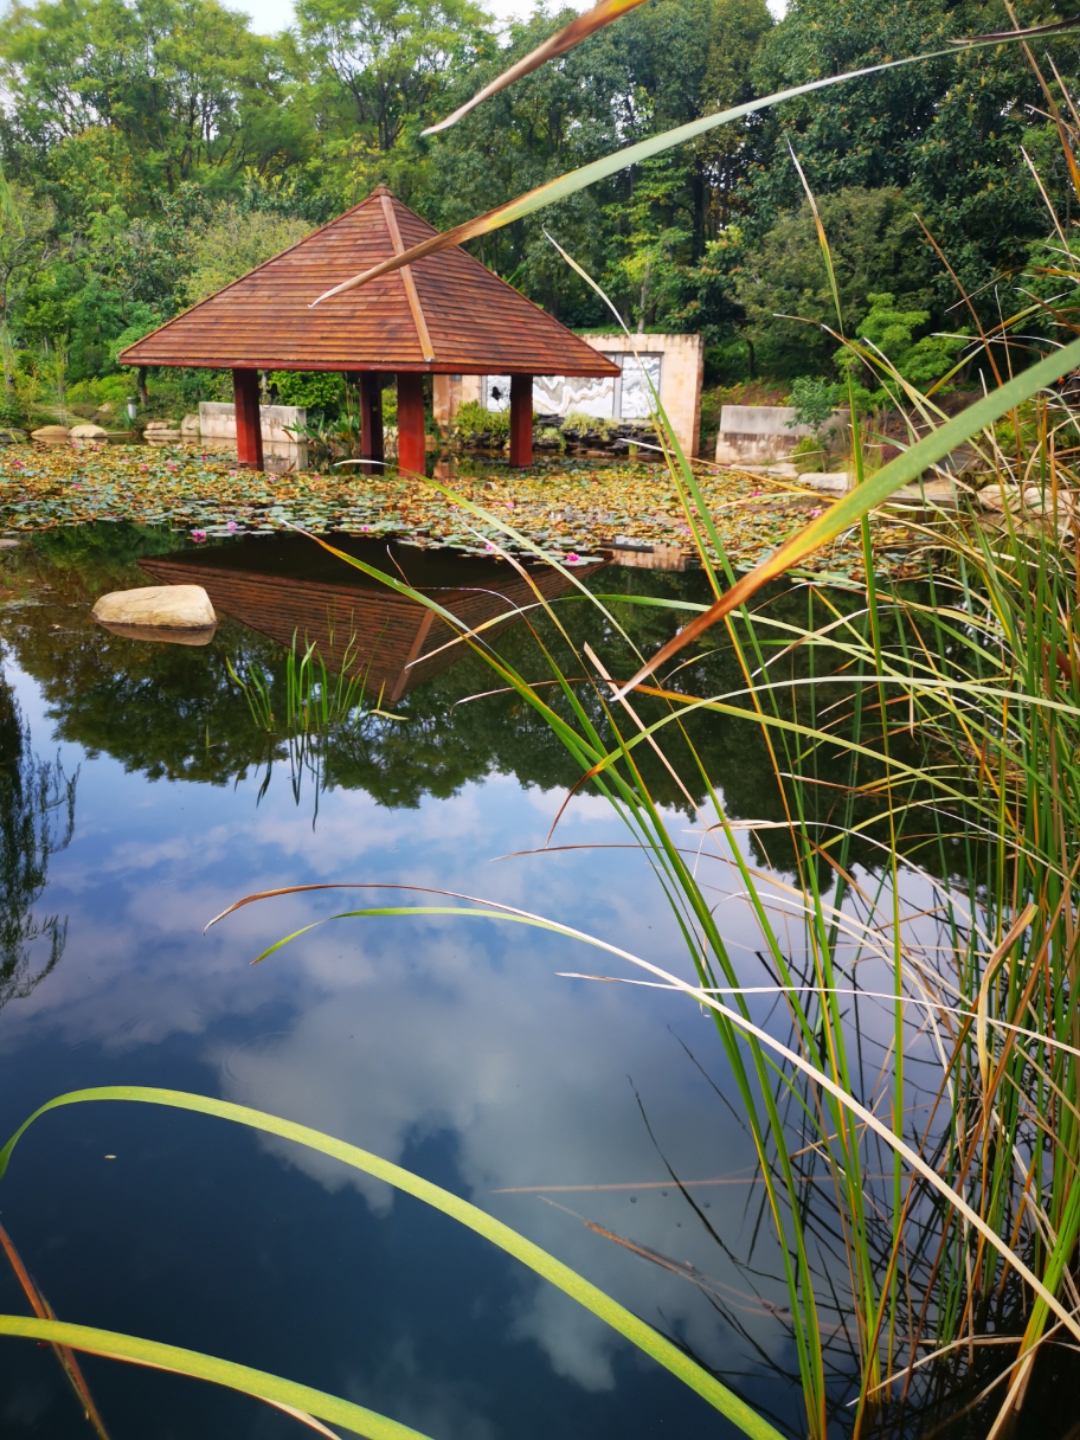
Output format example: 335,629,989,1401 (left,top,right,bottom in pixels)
118,187,619,473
